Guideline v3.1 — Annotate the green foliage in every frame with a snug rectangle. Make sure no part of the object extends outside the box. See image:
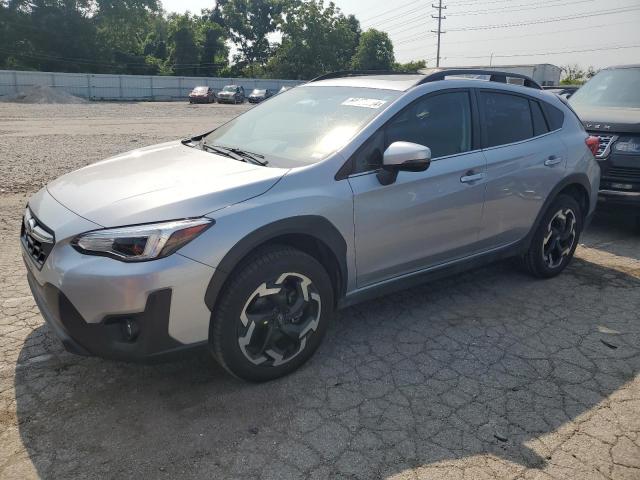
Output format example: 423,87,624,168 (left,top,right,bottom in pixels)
351,29,395,71
265,0,360,79
0,0,426,79
560,64,599,85
394,59,427,73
